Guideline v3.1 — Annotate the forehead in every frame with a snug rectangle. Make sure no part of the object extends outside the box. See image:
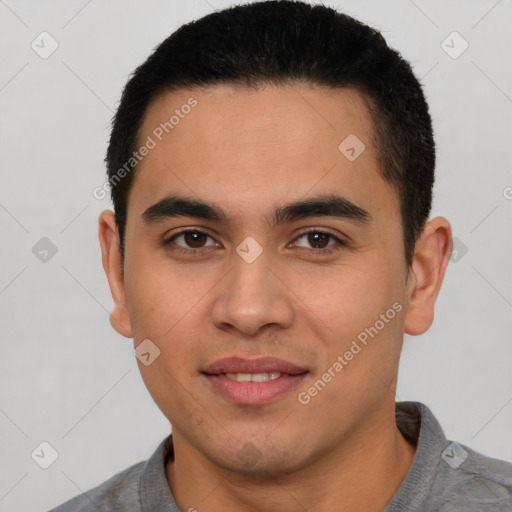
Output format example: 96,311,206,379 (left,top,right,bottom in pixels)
128,83,398,224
